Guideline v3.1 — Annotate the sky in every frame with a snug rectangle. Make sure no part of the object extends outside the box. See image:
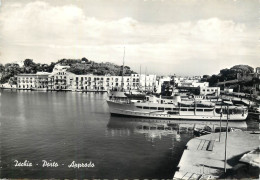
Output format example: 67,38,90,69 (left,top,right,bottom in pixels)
0,0,259,76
